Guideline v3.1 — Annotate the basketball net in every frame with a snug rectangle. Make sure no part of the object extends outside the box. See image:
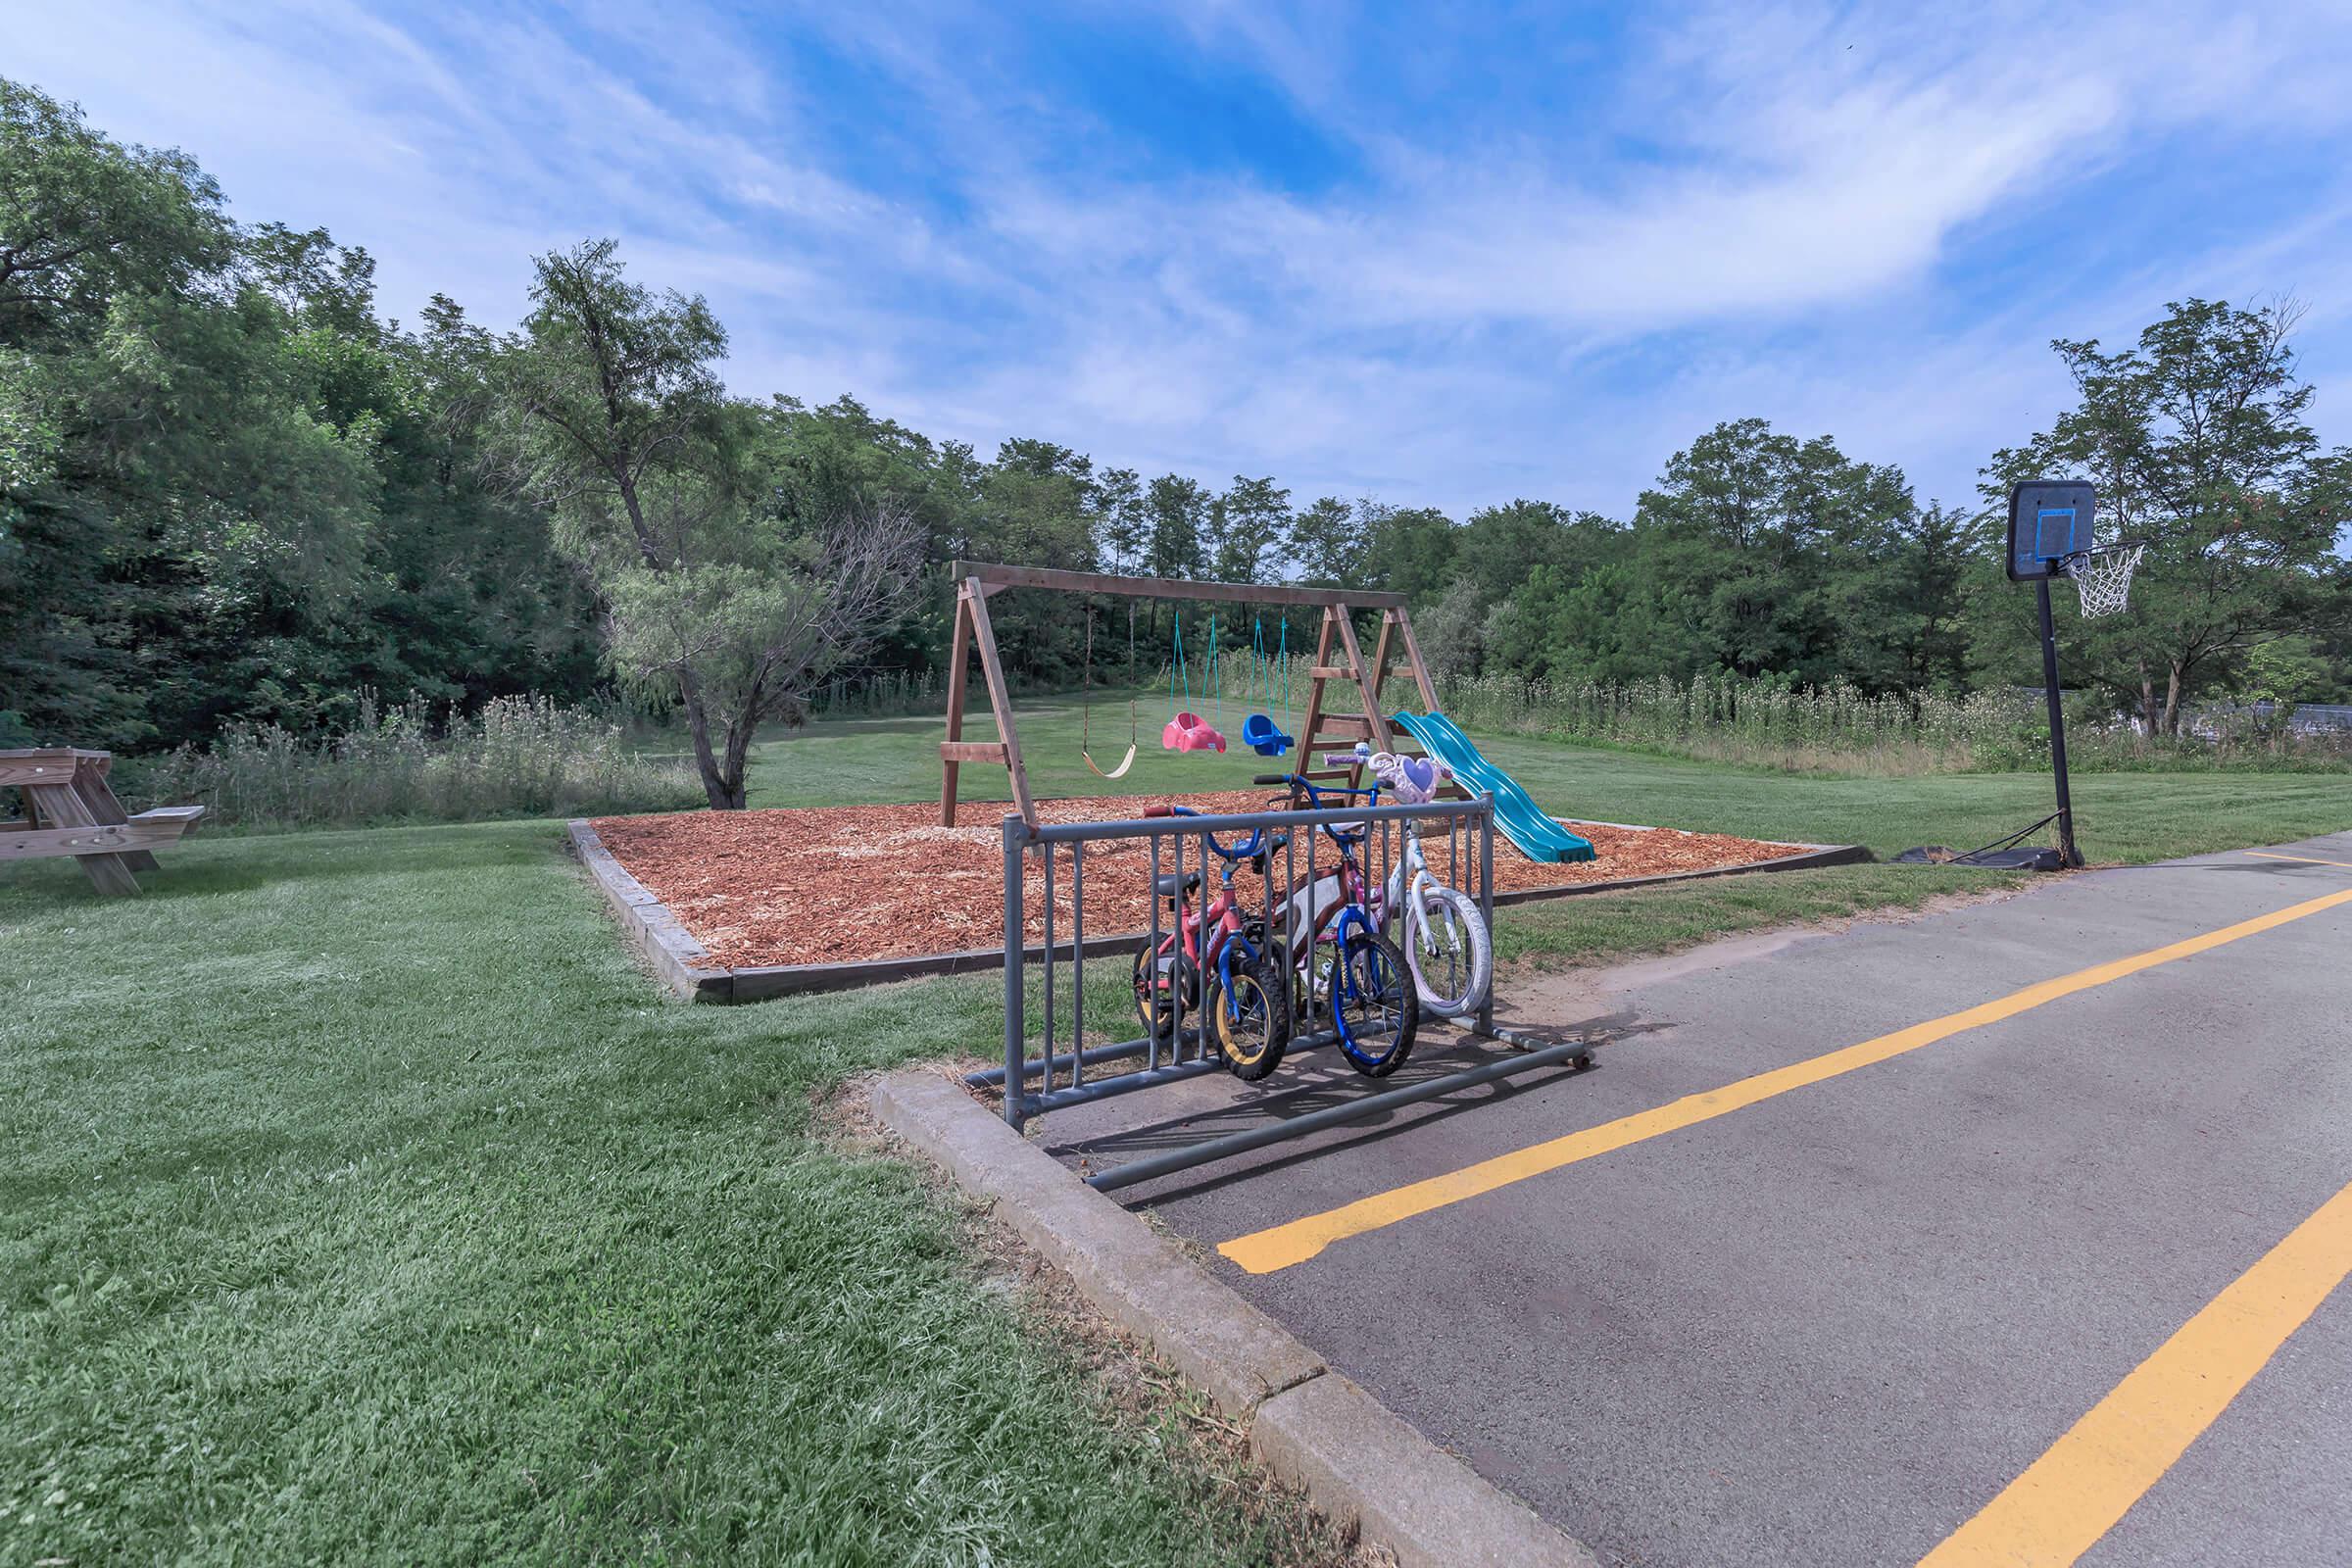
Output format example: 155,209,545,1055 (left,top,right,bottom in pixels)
2064,543,2142,618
